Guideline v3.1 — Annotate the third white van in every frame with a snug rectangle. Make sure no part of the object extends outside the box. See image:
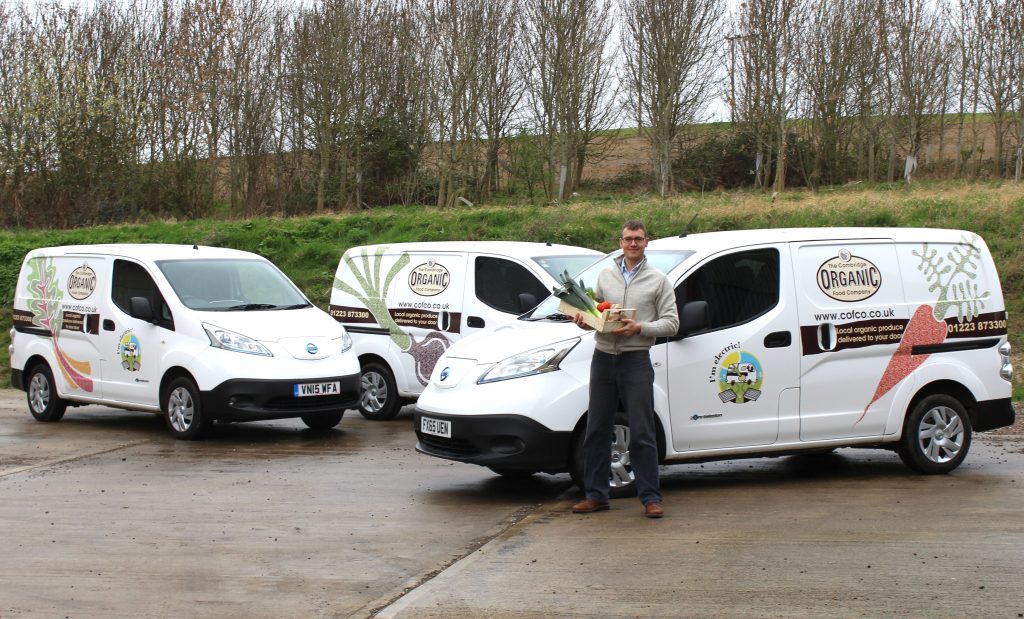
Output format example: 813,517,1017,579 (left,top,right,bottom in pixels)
414,228,1015,493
